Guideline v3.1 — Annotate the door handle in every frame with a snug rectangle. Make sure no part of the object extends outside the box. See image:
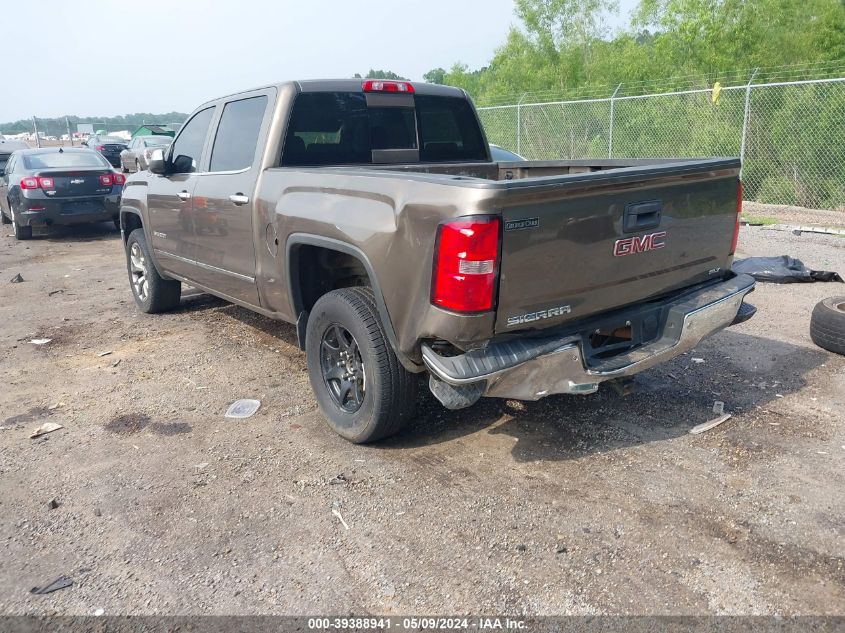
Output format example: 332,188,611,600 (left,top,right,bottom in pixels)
229,193,249,206
177,190,191,201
